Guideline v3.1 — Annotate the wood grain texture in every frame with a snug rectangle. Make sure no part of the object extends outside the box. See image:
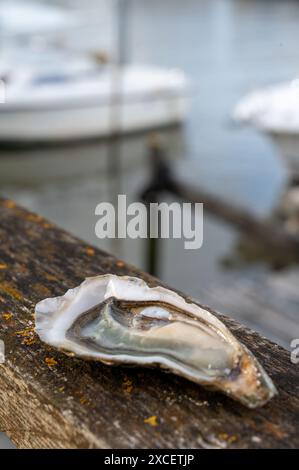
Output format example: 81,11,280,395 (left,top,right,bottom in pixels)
0,198,298,449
